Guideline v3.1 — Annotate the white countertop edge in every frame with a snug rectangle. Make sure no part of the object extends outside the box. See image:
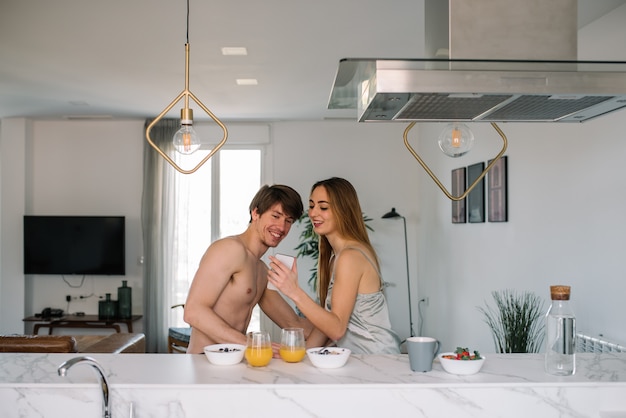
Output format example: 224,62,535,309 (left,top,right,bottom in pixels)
5,380,626,390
